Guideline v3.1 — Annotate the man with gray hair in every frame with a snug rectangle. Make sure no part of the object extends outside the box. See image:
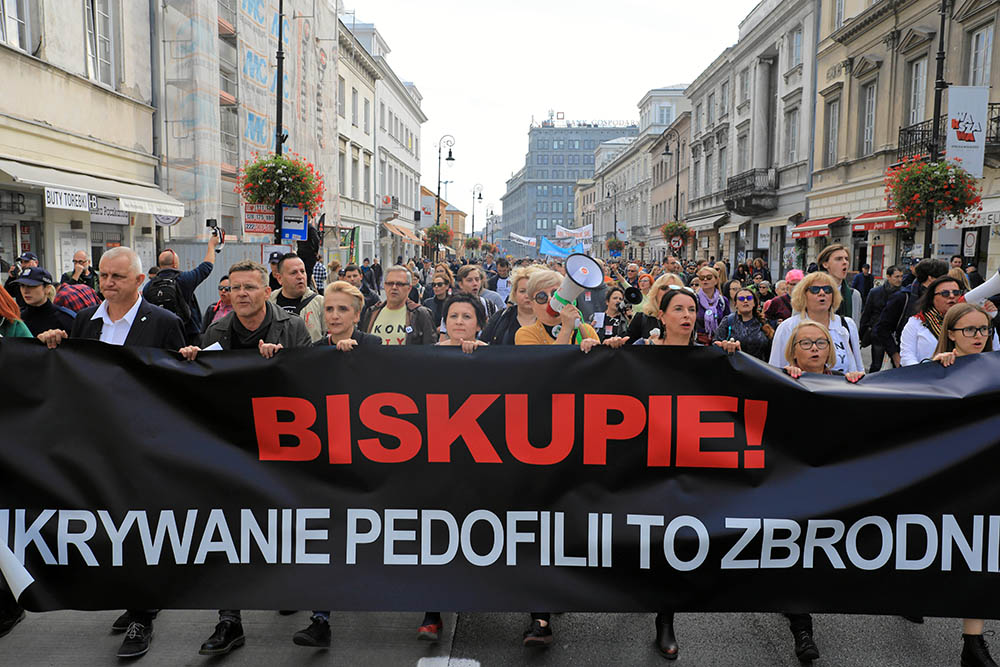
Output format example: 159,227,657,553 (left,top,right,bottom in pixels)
35,245,184,659
362,264,435,345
